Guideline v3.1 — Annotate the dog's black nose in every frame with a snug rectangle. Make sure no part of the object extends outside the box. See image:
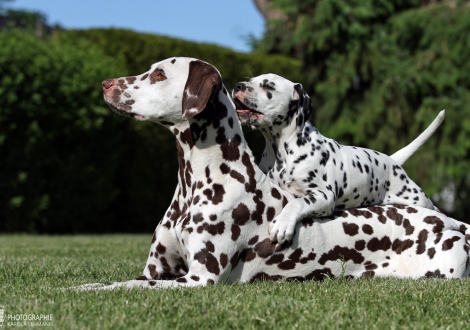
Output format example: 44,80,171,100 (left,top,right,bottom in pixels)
233,83,246,92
